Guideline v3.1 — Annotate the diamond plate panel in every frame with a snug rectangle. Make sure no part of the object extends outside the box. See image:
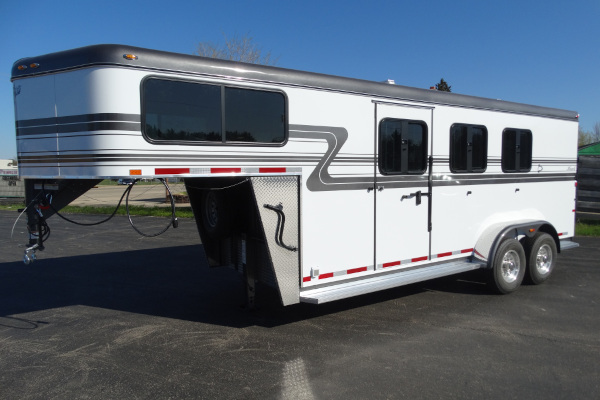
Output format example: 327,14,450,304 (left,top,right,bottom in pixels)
250,176,300,305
